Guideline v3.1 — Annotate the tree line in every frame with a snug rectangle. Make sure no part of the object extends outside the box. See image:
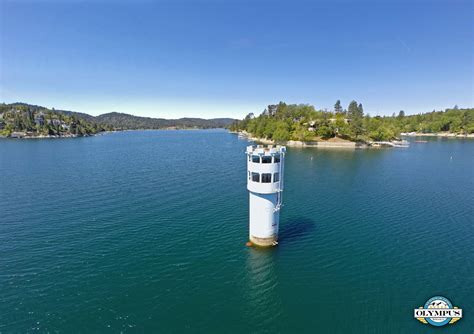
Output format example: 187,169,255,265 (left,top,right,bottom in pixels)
229,101,474,142
0,103,237,137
